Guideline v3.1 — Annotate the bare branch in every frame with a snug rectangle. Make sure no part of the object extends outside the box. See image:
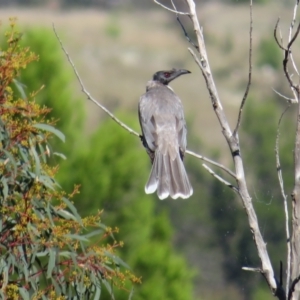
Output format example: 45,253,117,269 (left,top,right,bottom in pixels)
242,266,262,273
274,17,300,102
275,106,291,297
153,0,190,15
284,23,300,93
272,88,297,104
184,0,282,295
177,16,199,51
274,19,286,51
289,275,300,300
289,53,300,77
52,24,140,138
288,0,300,43
186,149,236,178
287,0,300,76
287,23,300,50
233,0,253,135
202,164,238,193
